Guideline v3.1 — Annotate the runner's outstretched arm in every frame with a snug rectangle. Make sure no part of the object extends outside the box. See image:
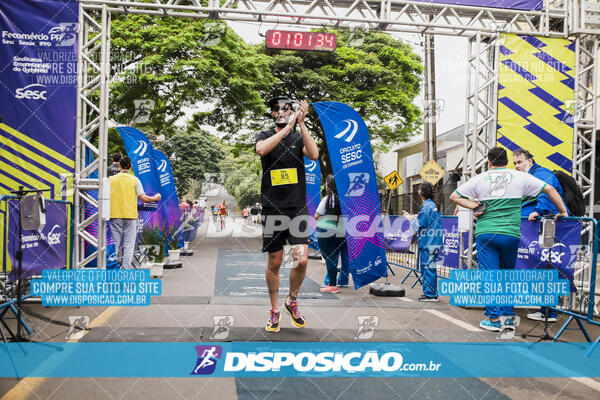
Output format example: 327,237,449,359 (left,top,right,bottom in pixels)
298,100,318,160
